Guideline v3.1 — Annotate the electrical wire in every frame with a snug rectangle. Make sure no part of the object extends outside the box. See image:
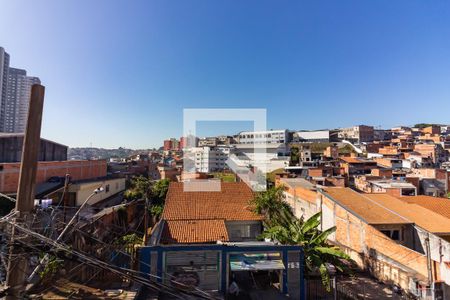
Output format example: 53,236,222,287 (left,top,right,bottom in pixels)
4,219,220,299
